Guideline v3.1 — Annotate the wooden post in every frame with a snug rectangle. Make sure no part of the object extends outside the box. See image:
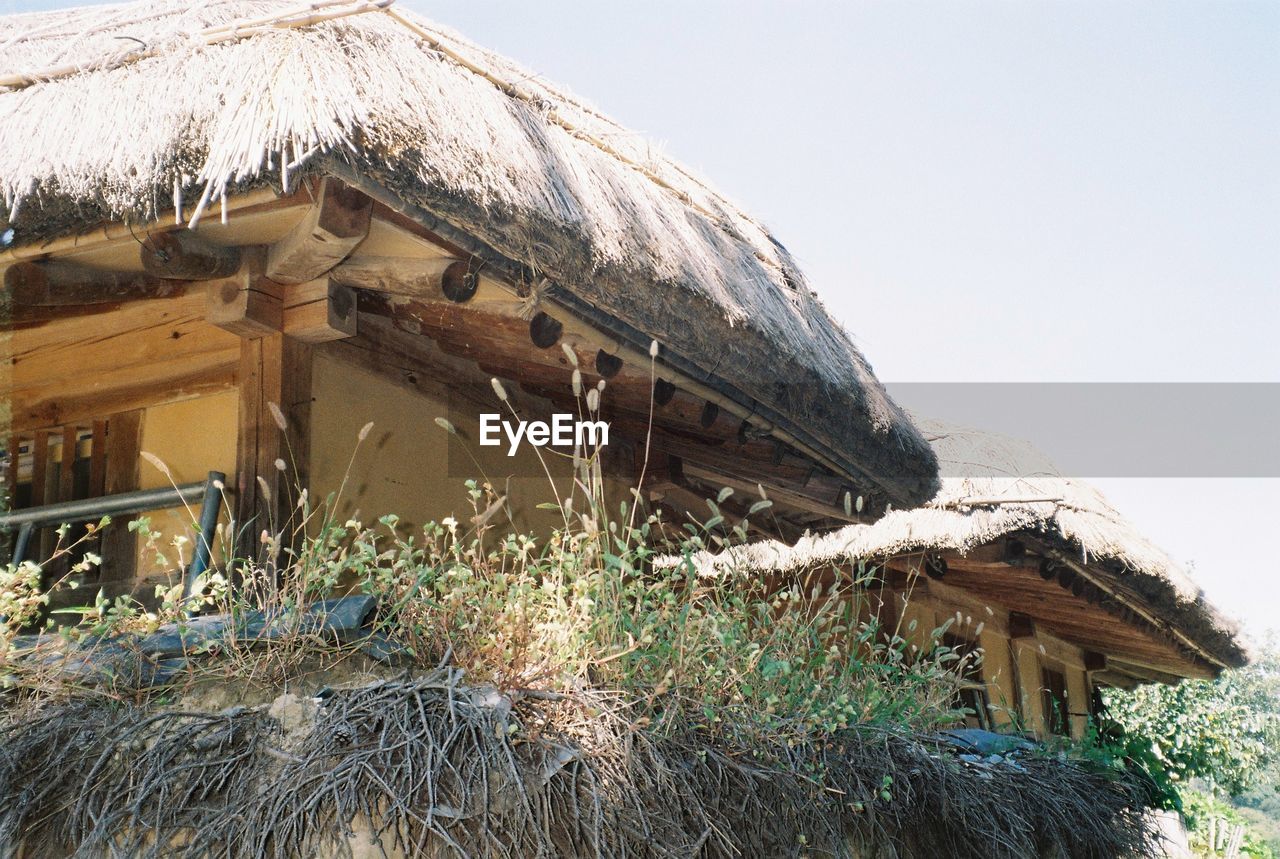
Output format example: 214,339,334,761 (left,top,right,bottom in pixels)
979,627,1018,729
1066,664,1090,740
88,420,107,498
235,335,285,558
280,339,313,508
100,411,142,582
57,425,78,509
1013,642,1048,736
30,429,50,560
29,430,49,509
4,435,18,509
